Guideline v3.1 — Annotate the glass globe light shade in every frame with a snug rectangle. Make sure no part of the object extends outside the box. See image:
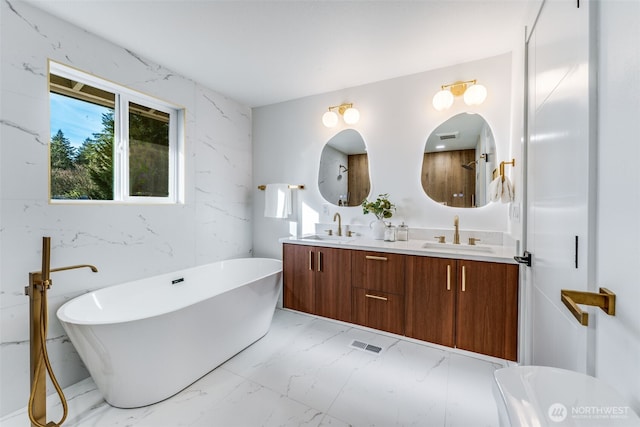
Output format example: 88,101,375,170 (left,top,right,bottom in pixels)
322,111,339,128
432,90,454,111
463,84,487,106
343,107,360,125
